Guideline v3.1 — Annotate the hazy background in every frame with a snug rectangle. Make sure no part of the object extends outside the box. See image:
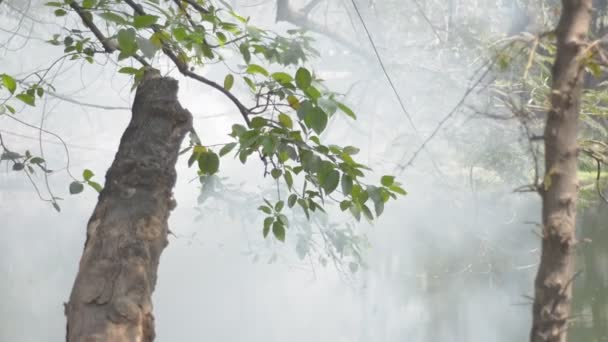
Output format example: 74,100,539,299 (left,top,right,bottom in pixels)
1,1,542,341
